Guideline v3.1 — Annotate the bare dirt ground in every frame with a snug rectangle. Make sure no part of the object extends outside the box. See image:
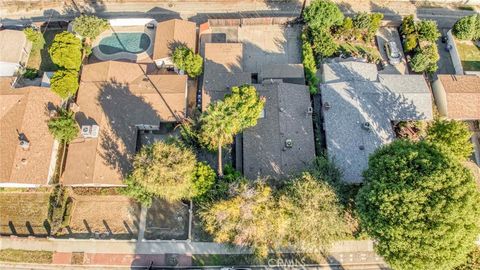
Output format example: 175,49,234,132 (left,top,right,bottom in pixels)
144,198,189,240
62,195,140,239
0,191,50,236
